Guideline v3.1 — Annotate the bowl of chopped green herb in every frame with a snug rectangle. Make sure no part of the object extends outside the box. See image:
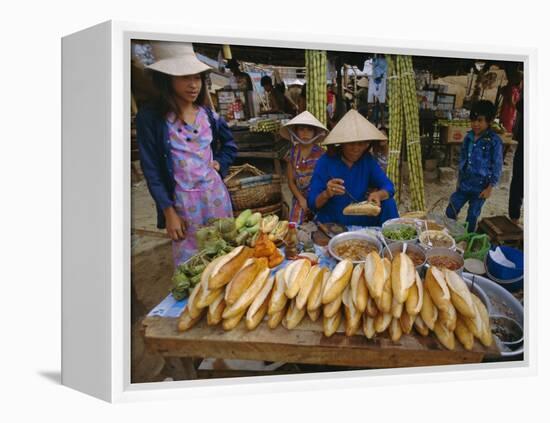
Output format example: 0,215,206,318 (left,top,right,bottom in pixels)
381,223,419,244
